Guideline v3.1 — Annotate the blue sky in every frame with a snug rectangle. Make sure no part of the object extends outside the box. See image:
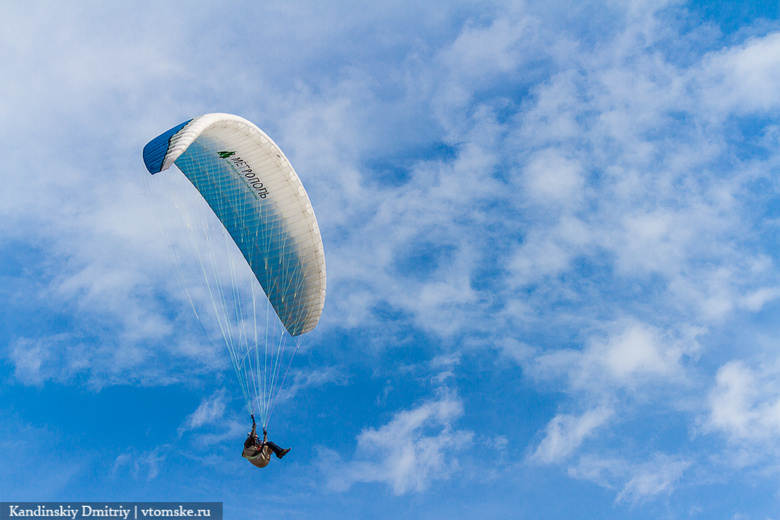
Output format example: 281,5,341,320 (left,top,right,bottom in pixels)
3,0,780,518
